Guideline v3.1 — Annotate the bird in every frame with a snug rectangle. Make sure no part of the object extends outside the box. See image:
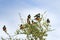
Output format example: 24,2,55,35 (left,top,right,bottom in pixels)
32,20,37,24
28,14,31,19
32,20,34,24
34,13,42,21
3,25,7,32
47,18,50,23
27,14,31,24
20,24,24,29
